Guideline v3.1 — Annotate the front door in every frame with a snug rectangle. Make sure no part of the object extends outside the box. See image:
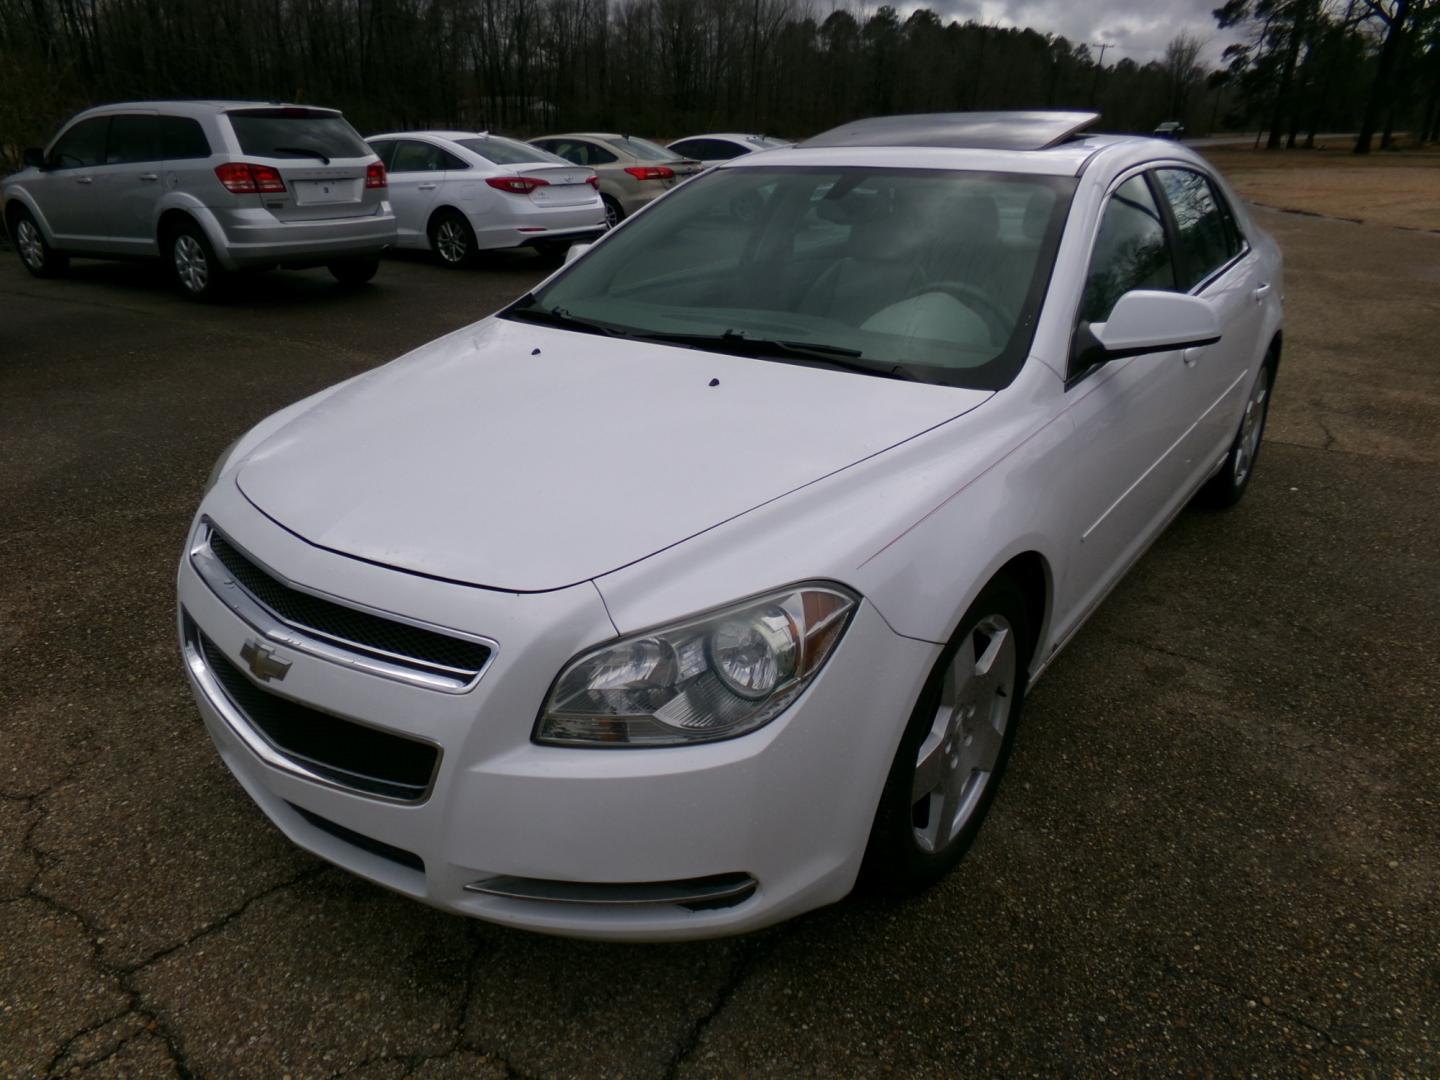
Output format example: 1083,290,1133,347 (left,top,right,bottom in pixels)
38,115,112,247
